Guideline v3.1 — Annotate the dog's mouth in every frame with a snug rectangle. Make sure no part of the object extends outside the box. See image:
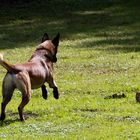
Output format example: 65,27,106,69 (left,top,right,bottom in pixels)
52,56,57,63
44,54,57,63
